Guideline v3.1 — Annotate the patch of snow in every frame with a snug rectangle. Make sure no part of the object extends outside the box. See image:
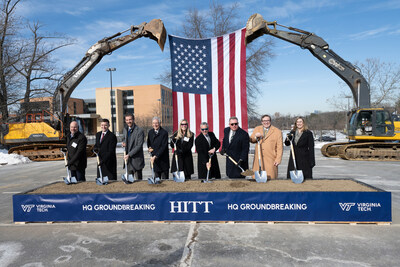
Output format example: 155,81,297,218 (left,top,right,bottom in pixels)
0,149,31,166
